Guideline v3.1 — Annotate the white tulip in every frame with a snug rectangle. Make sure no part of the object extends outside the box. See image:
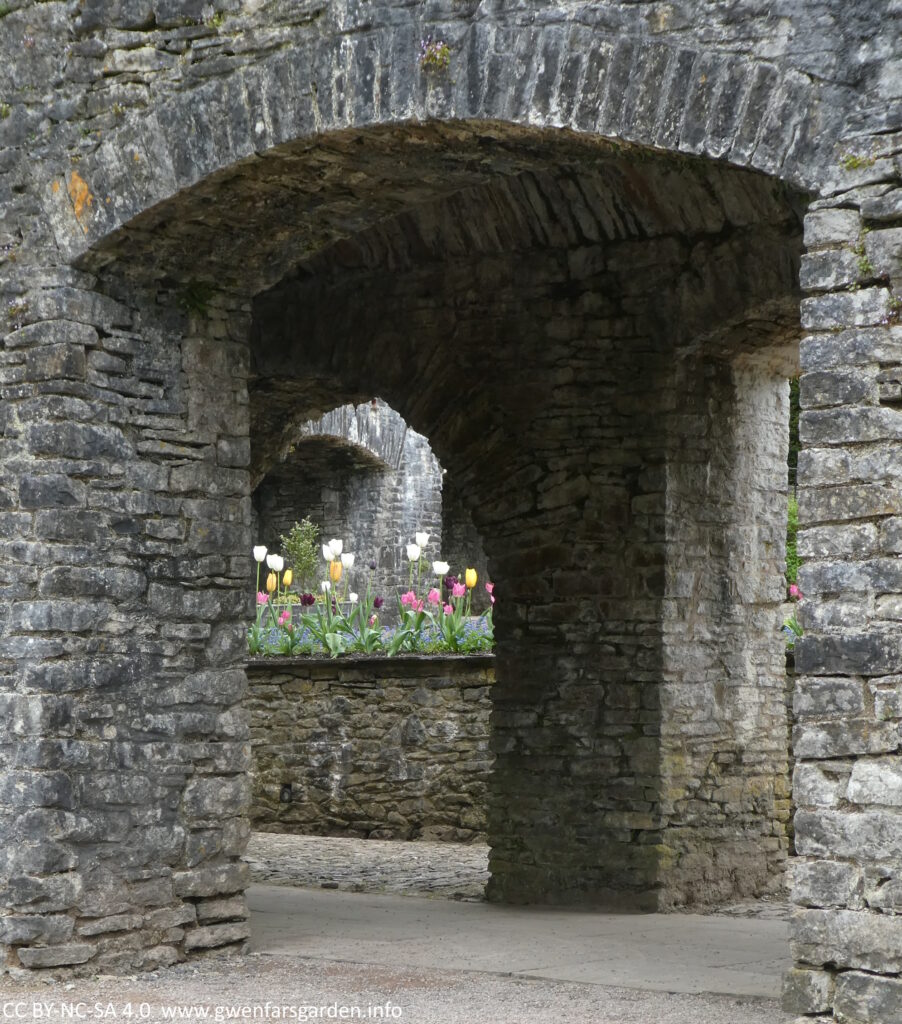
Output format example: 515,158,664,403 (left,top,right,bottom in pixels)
341,553,355,569
266,553,284,572
322,544,332,561
433,560,450,575
415,532,429,548
253,546,268,563
328,538,343,557
349,592,358,604
321,581,331,592
406,543,420,562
